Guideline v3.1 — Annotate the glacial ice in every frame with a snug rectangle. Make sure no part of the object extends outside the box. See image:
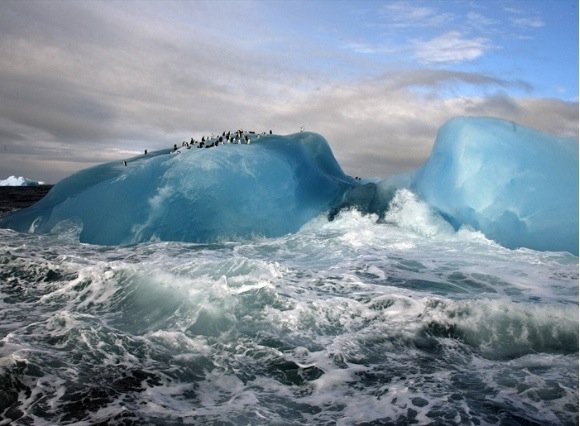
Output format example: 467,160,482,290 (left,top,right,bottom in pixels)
0,176,44,186
0,117,577,254
411,117,578,254
0,133,353,245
